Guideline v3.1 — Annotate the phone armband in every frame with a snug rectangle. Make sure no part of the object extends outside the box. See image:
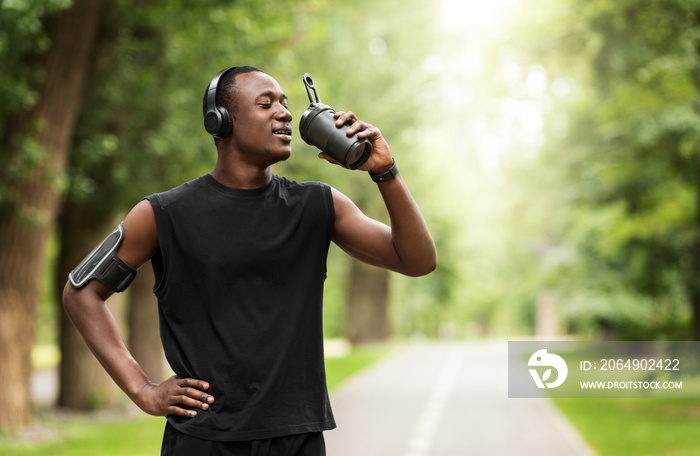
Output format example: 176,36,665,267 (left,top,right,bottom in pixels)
68,223,137,292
